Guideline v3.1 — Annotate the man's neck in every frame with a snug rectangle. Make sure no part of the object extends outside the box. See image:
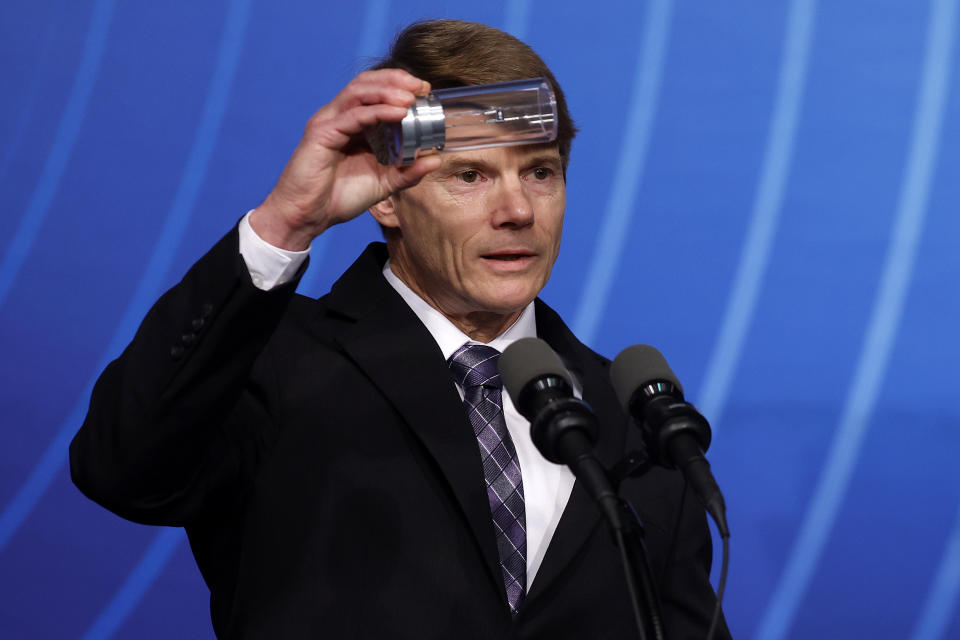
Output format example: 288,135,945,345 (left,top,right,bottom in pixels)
386,260,522,343
445,309,523,343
